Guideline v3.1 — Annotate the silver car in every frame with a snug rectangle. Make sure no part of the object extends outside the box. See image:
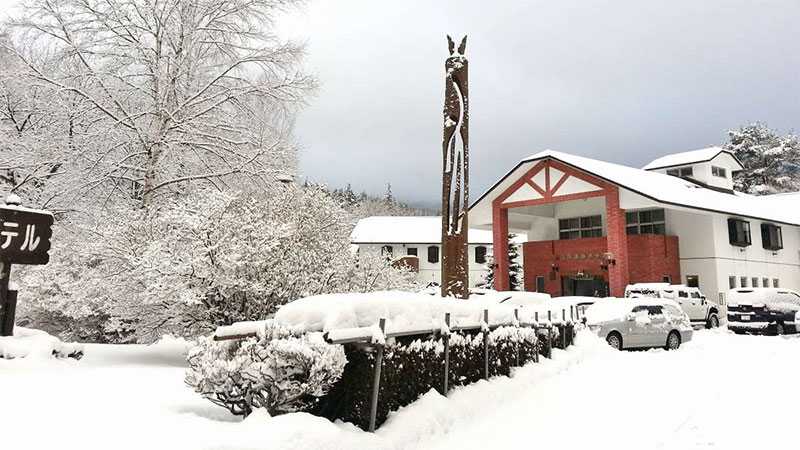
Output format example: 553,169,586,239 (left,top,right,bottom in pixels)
585,299,693,350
